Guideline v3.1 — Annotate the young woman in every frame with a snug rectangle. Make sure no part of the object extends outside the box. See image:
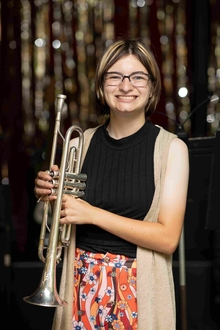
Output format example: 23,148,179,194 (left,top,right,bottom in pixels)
34,39,189,330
